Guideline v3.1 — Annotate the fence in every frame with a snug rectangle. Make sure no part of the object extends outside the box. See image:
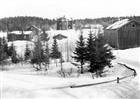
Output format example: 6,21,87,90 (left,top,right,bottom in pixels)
70,62,136,88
